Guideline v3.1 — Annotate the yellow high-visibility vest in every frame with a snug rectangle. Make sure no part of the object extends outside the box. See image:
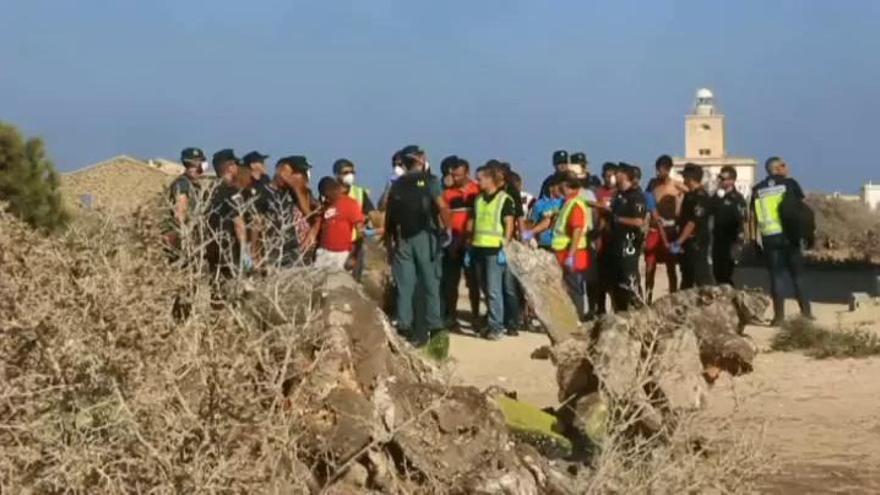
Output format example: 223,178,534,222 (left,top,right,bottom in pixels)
349,185,367,241
754,183,785,237
551,197,590,251
472,191,511,248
